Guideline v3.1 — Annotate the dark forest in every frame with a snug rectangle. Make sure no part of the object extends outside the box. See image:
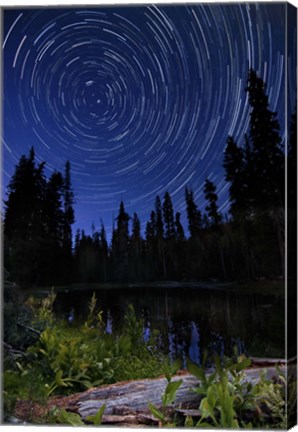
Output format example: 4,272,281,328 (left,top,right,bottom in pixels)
3,69,296,288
